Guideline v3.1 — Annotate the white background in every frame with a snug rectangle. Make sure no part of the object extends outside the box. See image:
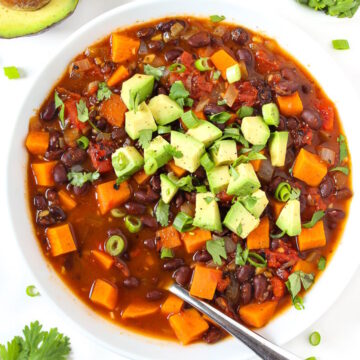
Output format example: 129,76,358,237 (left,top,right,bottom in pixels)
0,0,359,359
